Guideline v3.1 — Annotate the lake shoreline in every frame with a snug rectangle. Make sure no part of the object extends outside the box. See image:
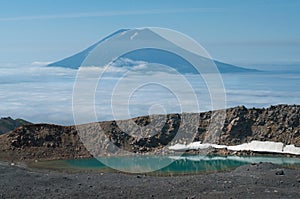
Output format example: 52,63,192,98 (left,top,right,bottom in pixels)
1,160,300,198
20,154,300,176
